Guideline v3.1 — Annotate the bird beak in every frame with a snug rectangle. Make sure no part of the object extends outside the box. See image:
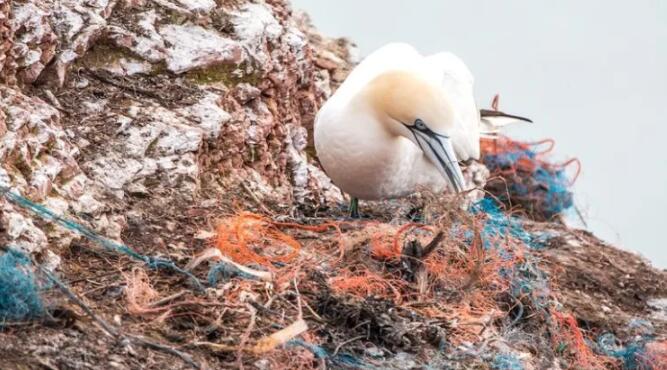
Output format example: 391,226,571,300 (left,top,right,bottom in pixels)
406,125,466,193
479,109,532,125
480,109,532,122
479,109,533,136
